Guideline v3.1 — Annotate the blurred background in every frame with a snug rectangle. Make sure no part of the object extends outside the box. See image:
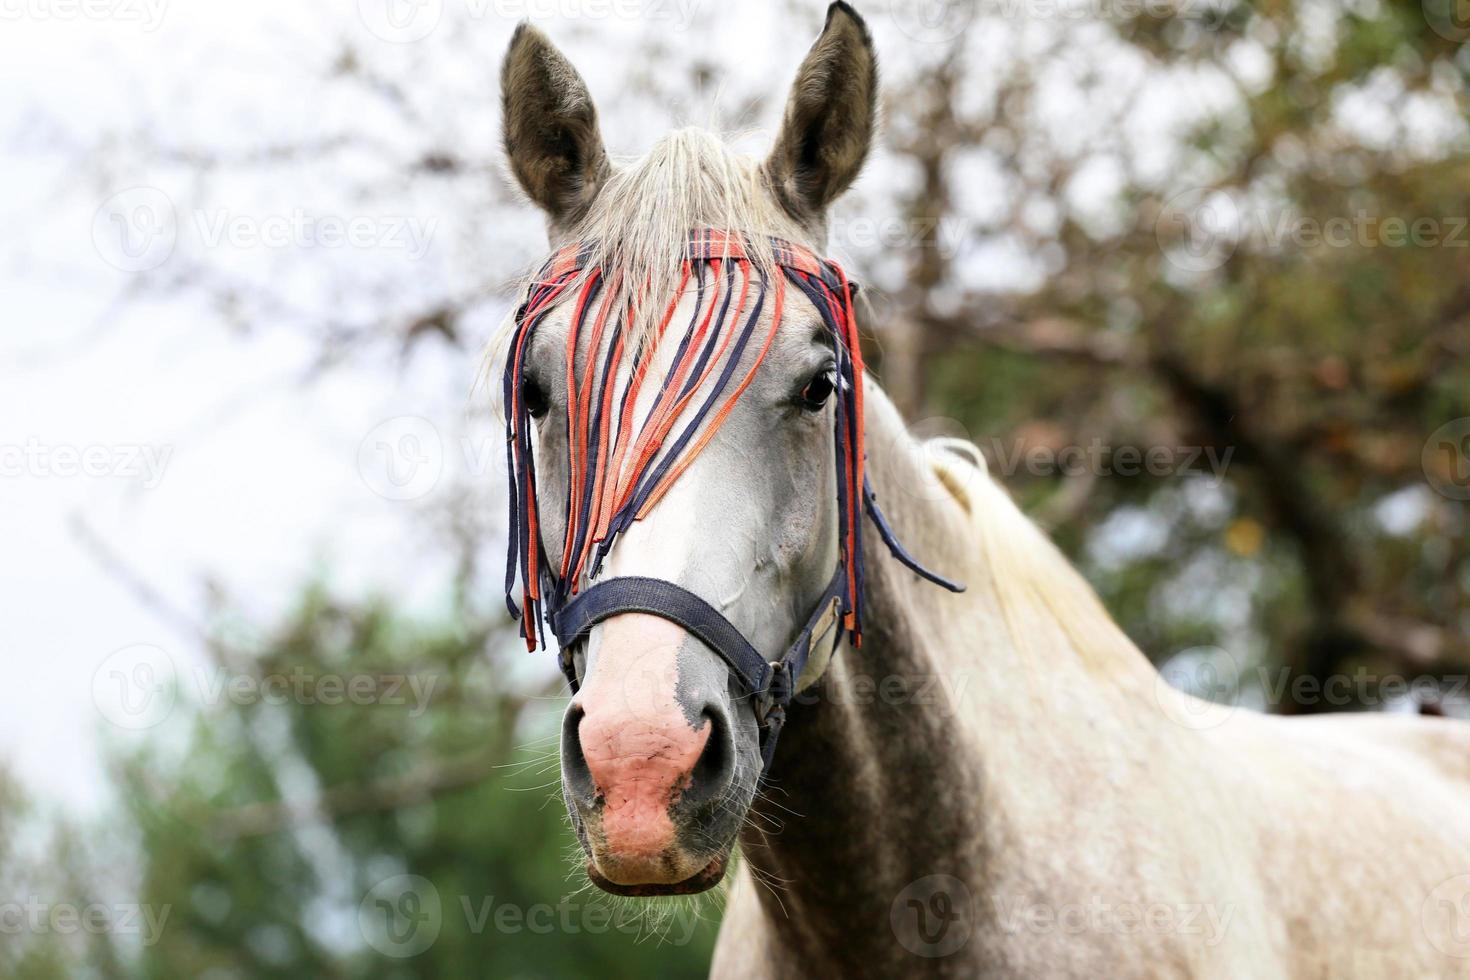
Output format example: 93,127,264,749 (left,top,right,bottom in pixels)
3,0,1469,974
